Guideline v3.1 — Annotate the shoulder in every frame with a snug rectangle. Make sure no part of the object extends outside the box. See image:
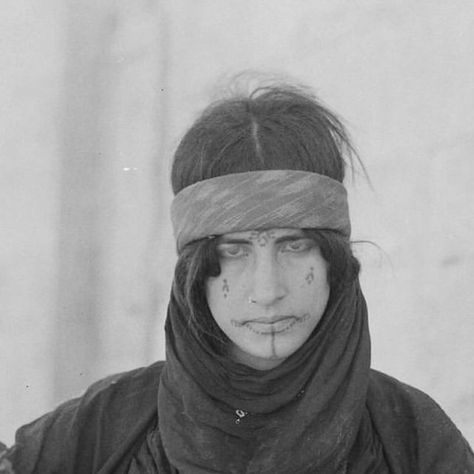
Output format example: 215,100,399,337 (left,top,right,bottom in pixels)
367,369,474,473
10,361,165,474
368,369,451,420
80,360,165,411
